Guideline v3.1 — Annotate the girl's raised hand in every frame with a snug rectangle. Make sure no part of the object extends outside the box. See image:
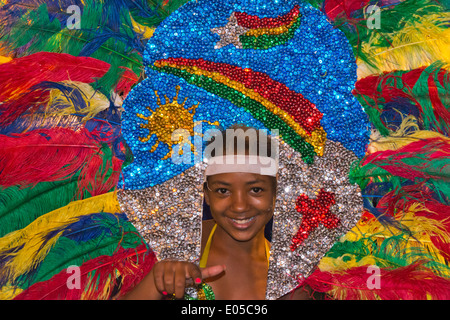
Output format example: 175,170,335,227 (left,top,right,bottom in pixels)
152,260,225,299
